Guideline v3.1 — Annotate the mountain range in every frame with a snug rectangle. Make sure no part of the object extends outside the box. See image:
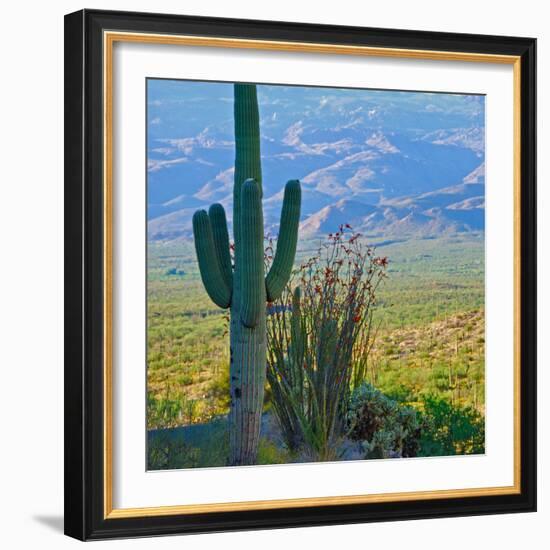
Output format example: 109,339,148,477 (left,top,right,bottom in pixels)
147,81,485,241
